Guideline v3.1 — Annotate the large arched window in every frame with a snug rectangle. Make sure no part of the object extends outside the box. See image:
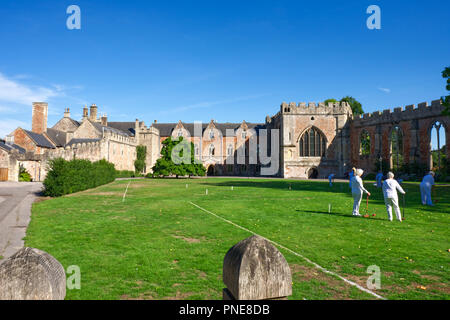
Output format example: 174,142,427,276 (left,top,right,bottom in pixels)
430,121,446,171
360,130,371,157
390,126,404,171
299,127,326,157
